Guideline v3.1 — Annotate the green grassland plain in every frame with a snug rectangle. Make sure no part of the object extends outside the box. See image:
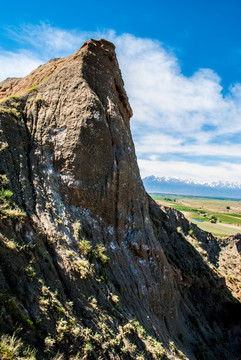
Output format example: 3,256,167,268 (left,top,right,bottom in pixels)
151,193,241,237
